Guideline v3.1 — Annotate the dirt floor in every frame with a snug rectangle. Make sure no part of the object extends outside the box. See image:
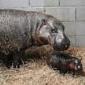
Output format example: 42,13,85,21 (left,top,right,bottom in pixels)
0,47,85,85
